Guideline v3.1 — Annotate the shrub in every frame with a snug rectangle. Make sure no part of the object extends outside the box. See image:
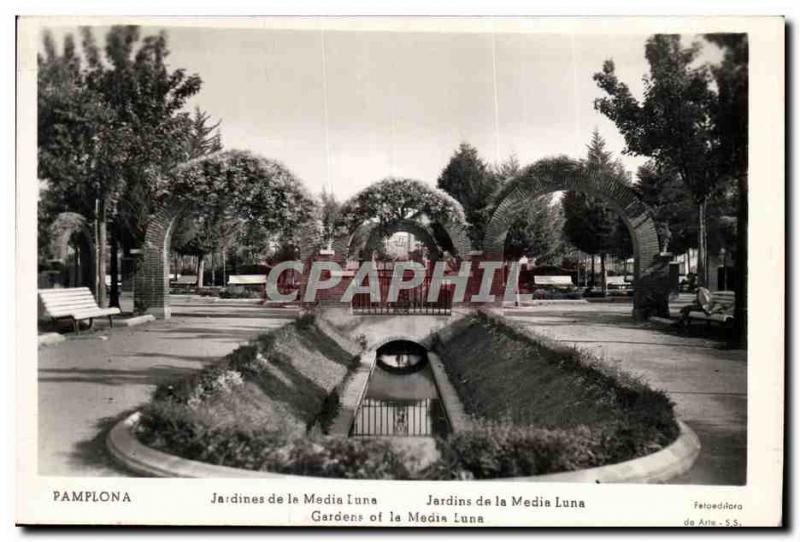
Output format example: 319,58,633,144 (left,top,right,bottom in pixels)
530,289,584,300
427,419,603,479
219,287,262,299
136,408,412,479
